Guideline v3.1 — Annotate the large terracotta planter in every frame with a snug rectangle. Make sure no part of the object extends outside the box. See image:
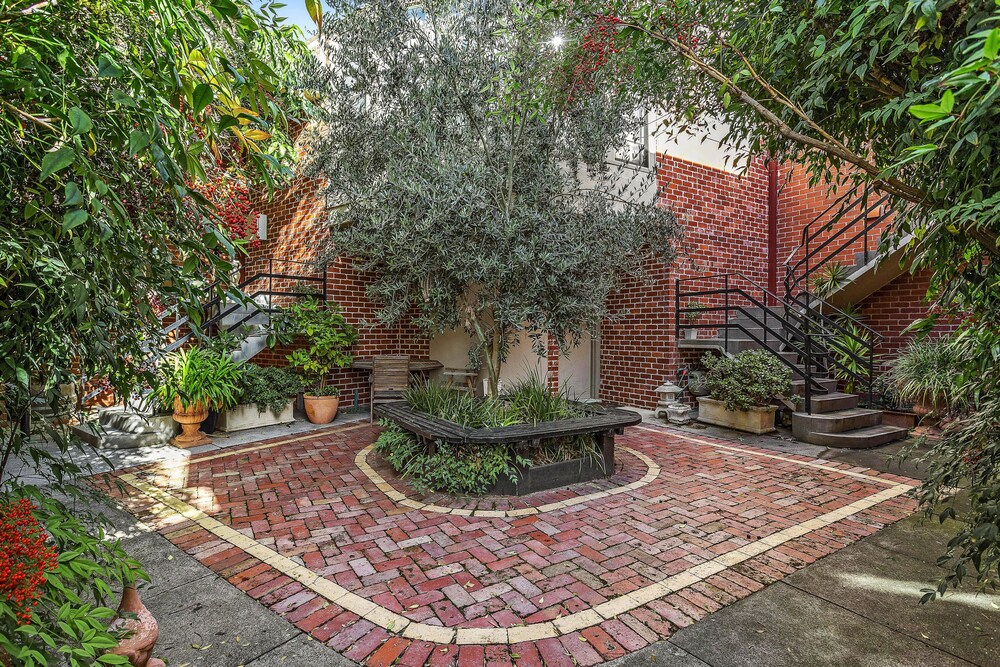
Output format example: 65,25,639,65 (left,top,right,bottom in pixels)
697,397,777,434
107,586,165,667
304,394,339,424
171,397,211,448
